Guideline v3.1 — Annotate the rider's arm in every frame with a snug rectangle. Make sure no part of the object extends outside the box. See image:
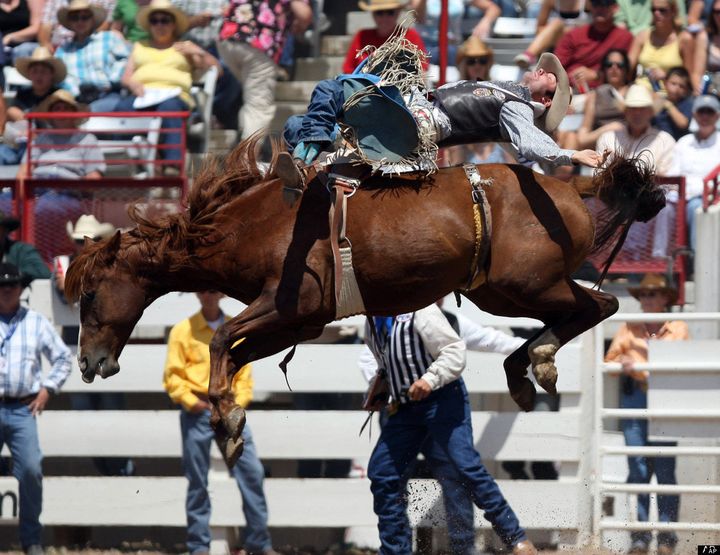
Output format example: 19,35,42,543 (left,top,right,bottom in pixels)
499,101,575,166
